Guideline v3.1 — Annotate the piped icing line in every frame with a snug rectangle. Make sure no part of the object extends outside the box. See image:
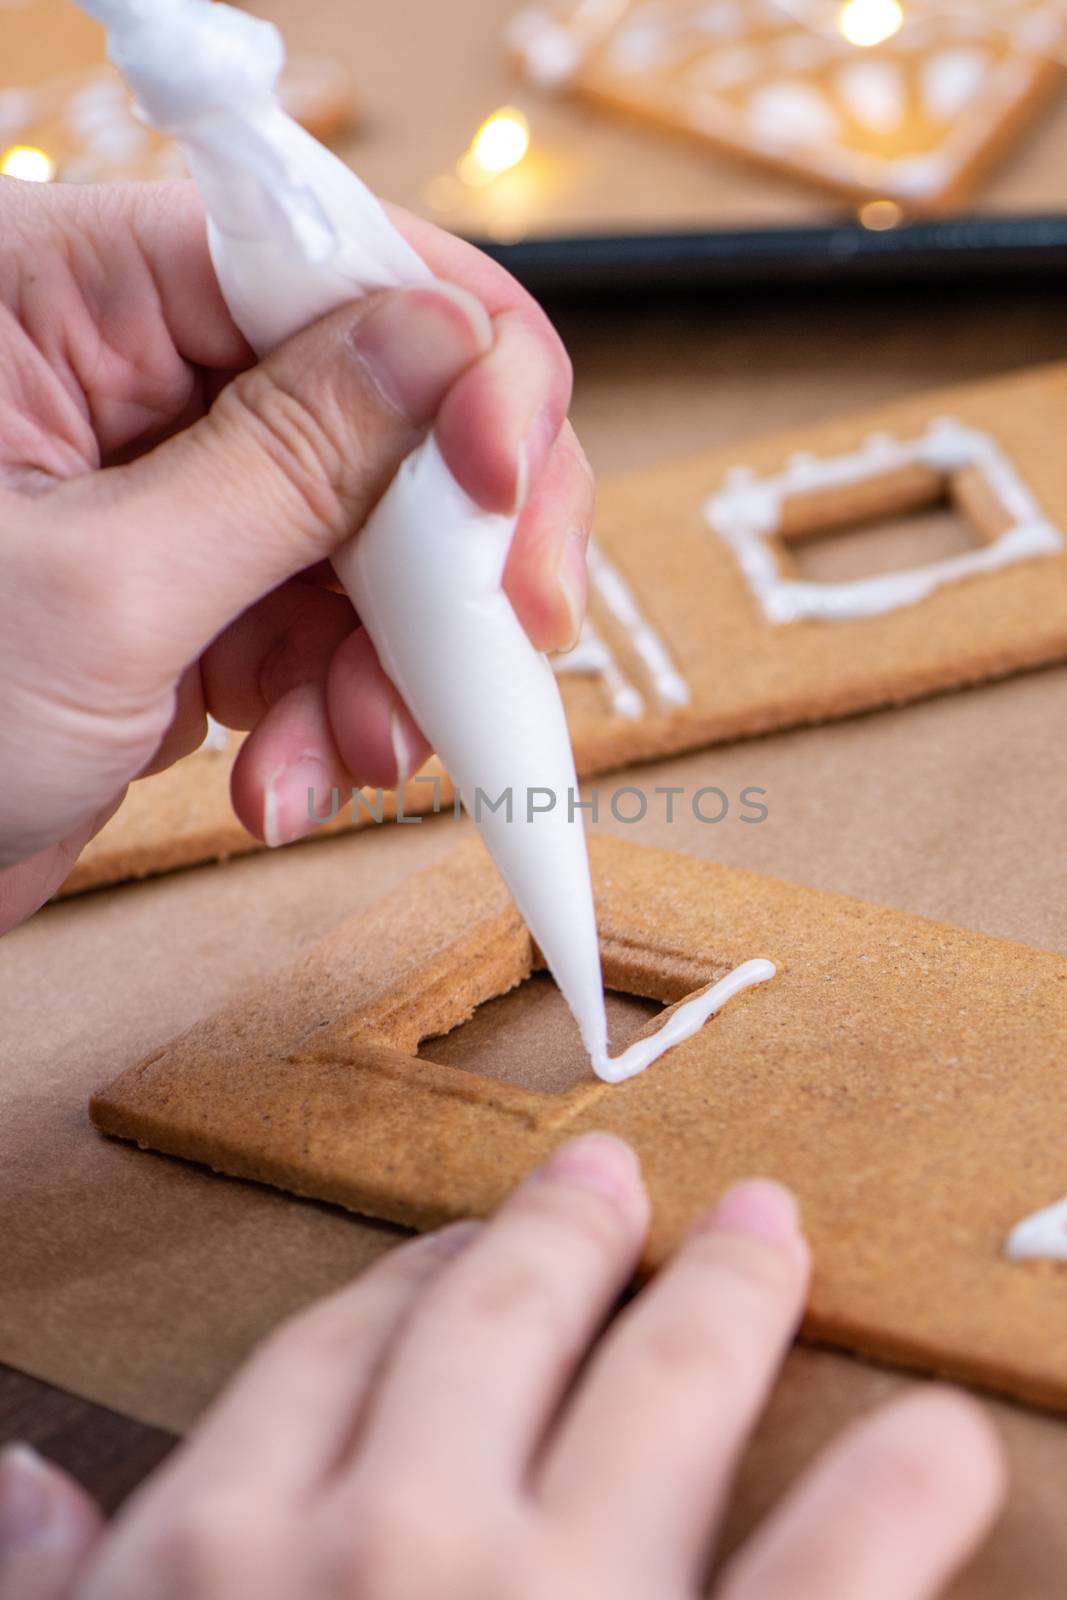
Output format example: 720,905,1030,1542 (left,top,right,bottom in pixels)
1005,1194,1067,1263
705,416,1064,625
78,0,628,1071
586,544,691,706
198,713,230,754
552,619,645,719
591,958,776,1085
